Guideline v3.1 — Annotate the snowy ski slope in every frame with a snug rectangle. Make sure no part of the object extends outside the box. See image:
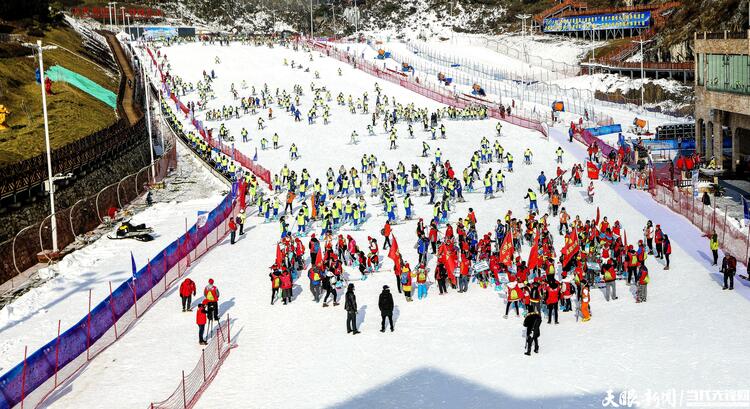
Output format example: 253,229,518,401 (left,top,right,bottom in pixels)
3,40,748,409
